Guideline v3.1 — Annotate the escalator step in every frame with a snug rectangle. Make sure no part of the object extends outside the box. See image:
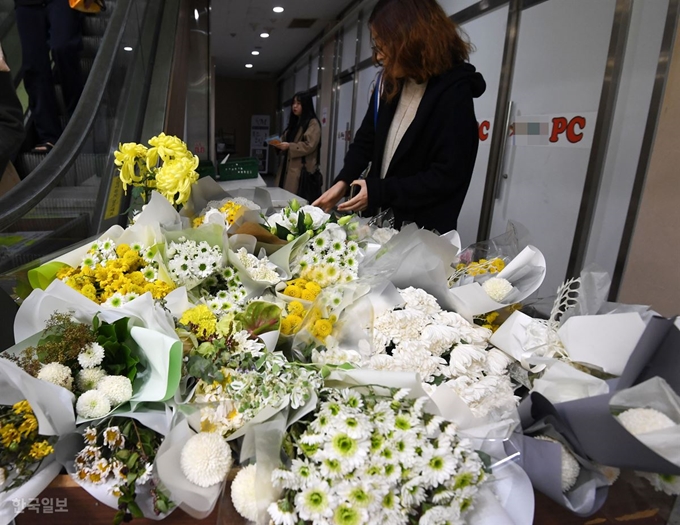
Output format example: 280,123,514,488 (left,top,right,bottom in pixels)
82,36,102,59
82,16,109,37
